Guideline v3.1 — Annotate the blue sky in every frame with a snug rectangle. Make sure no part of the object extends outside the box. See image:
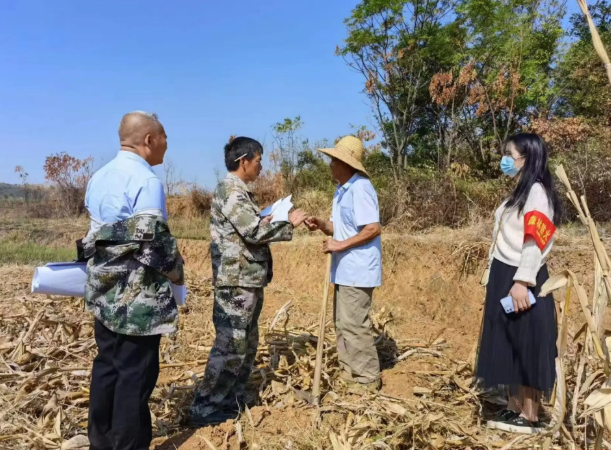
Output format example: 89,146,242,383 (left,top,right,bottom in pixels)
0,1,583,188
0,0,373,188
